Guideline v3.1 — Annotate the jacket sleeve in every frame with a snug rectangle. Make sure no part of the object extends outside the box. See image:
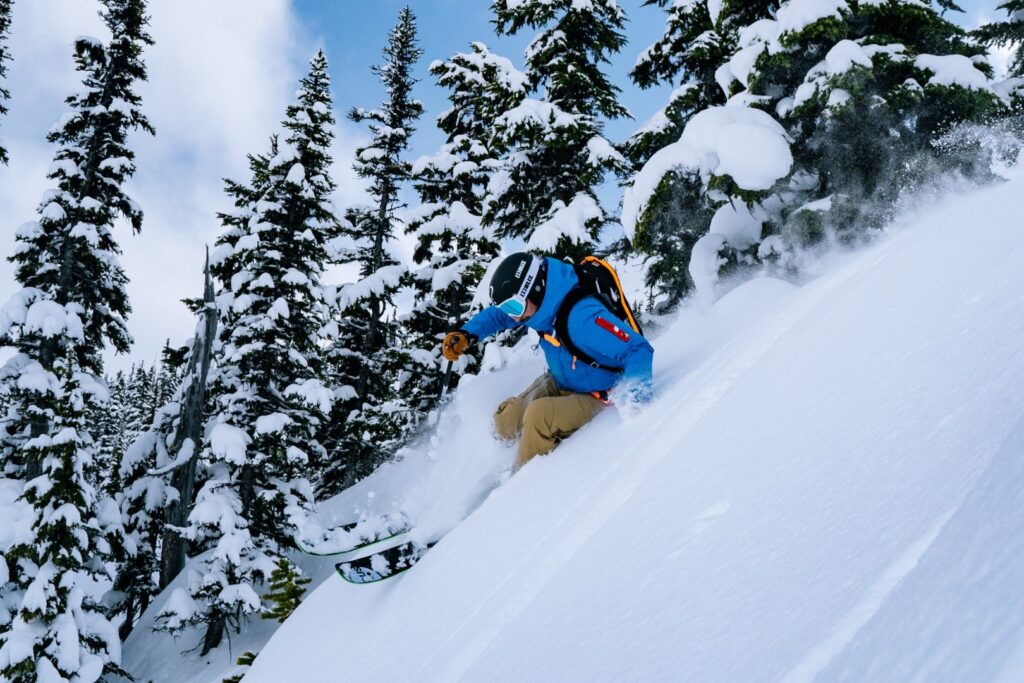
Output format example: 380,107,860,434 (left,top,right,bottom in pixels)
570,300,654,396
461,305,518,342
618,341,654,402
